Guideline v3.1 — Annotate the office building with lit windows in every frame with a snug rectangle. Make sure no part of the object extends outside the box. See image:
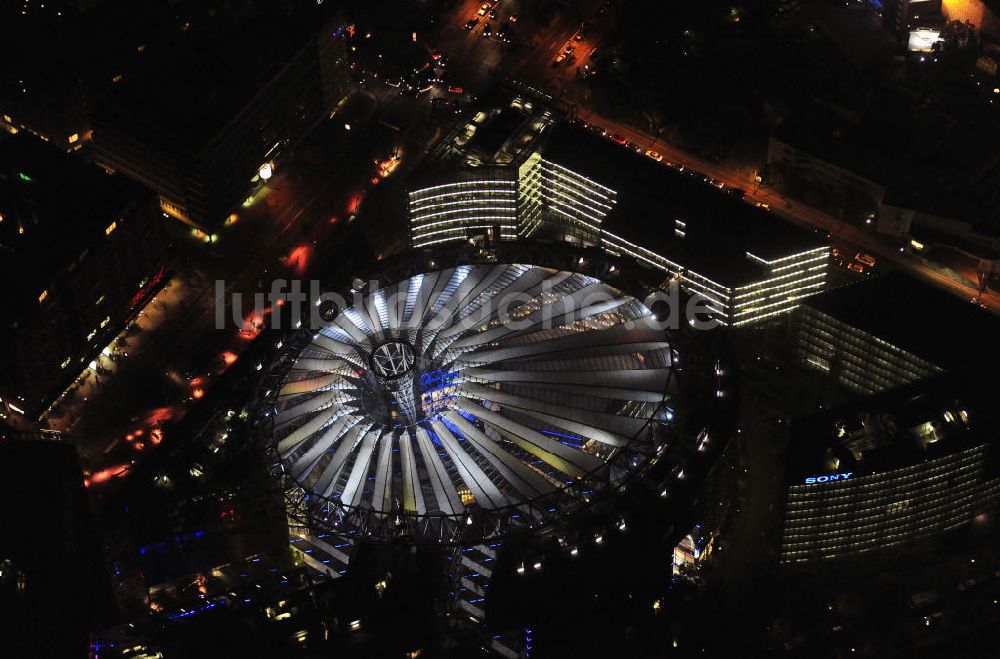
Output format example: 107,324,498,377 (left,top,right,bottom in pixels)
539,124,830,326
0,134,167,421
408,168,519,248
89,8,350,229
794,273,999,395
517,149,617,244
779,372,1000,566
410,121,829,326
